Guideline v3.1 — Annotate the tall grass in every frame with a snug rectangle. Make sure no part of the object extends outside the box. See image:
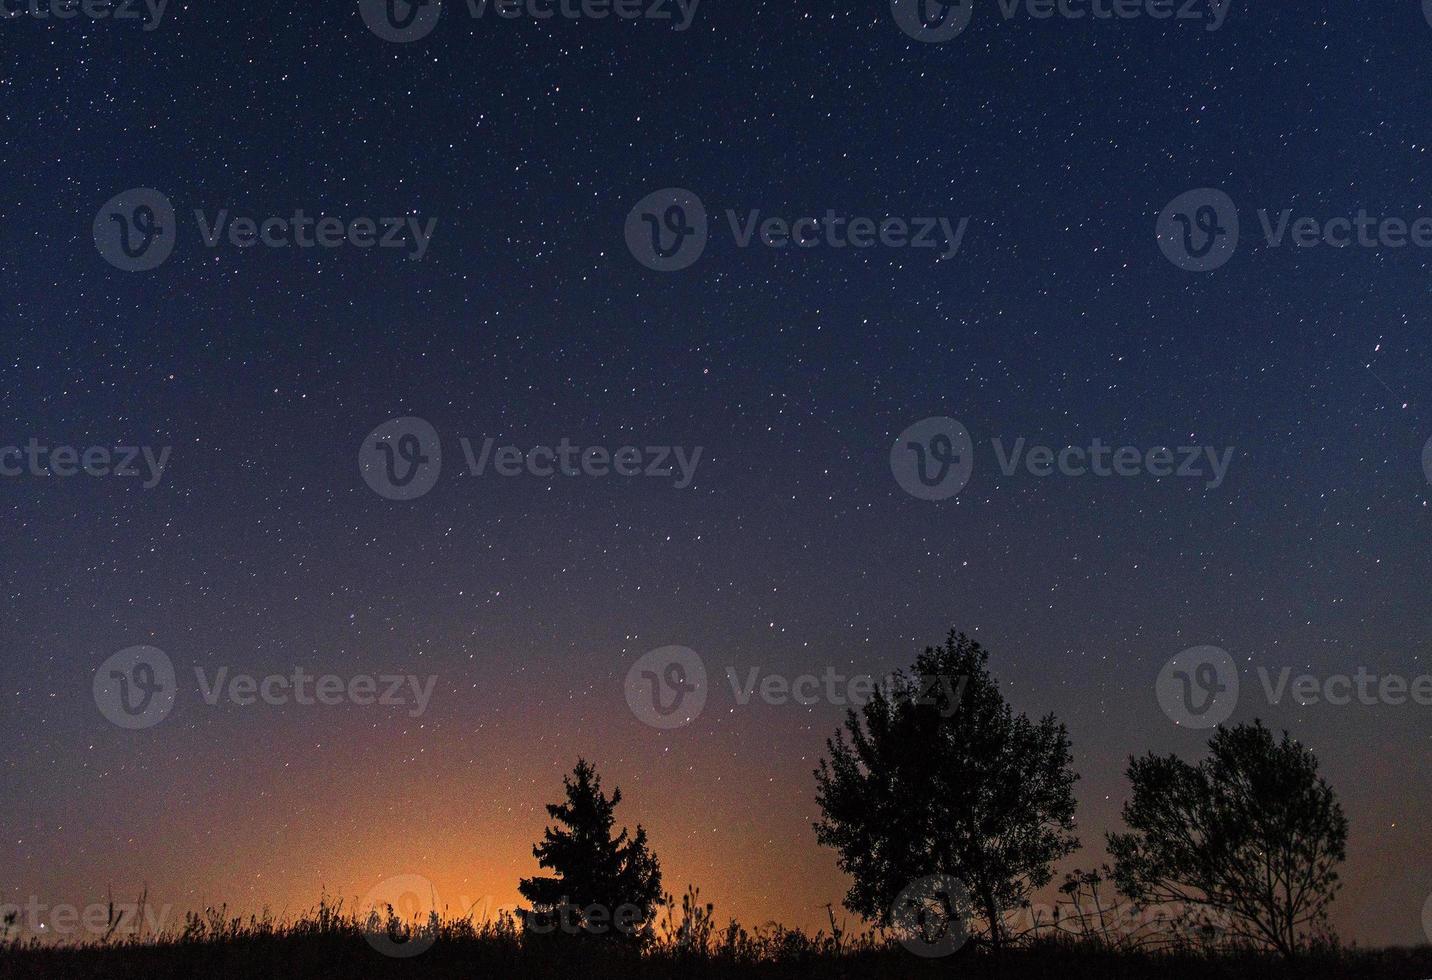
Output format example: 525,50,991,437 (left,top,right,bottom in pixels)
1,886,1427,980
